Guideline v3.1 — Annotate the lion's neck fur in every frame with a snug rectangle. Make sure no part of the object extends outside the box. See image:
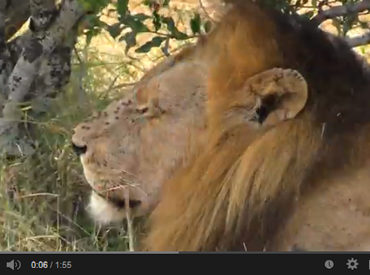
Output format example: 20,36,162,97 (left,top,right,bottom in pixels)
144,114,321,251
